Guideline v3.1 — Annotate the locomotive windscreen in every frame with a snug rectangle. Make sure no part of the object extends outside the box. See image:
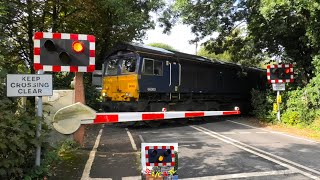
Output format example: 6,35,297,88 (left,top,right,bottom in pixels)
104,52,137,76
